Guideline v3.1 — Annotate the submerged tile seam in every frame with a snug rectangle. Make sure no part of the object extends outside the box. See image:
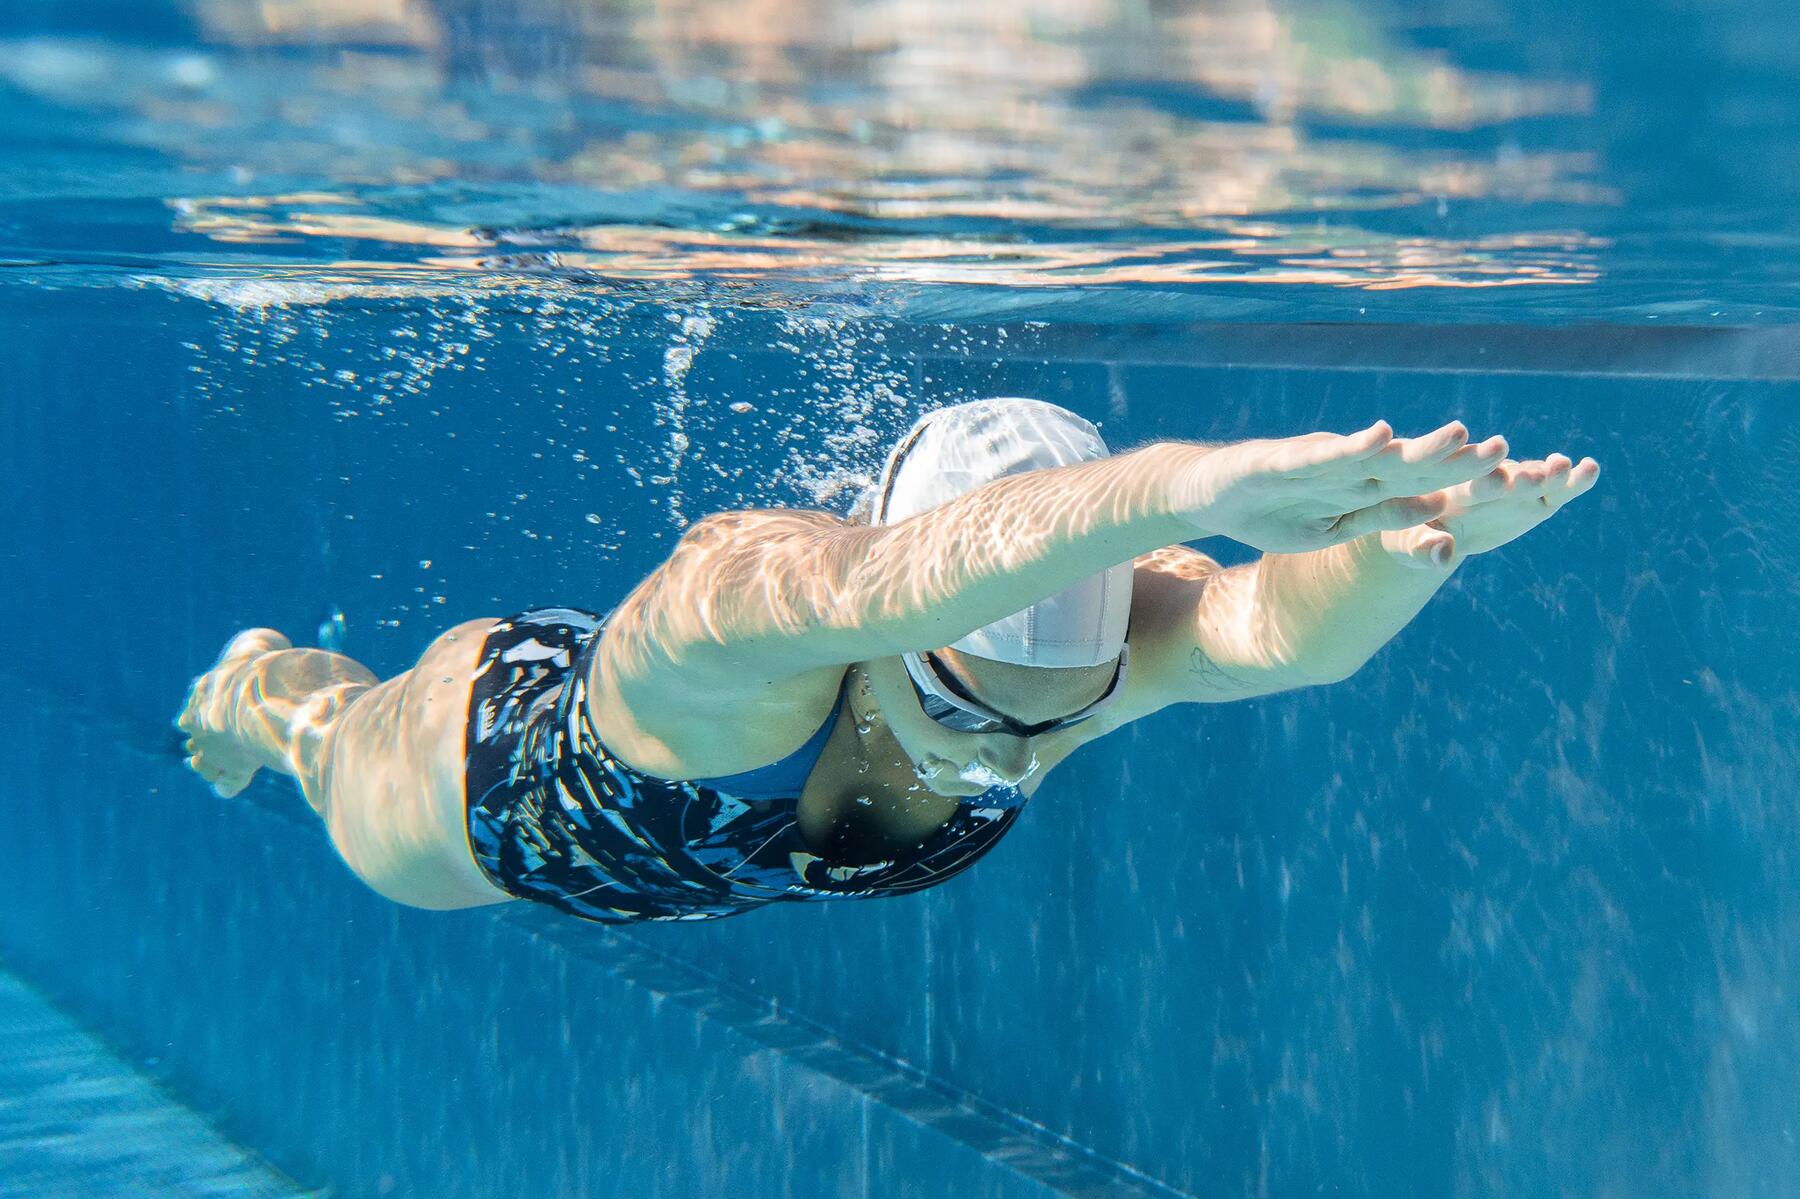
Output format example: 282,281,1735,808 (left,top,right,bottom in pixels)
907,322,1800,381
506,909,1201,1199
0,963,317,1199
